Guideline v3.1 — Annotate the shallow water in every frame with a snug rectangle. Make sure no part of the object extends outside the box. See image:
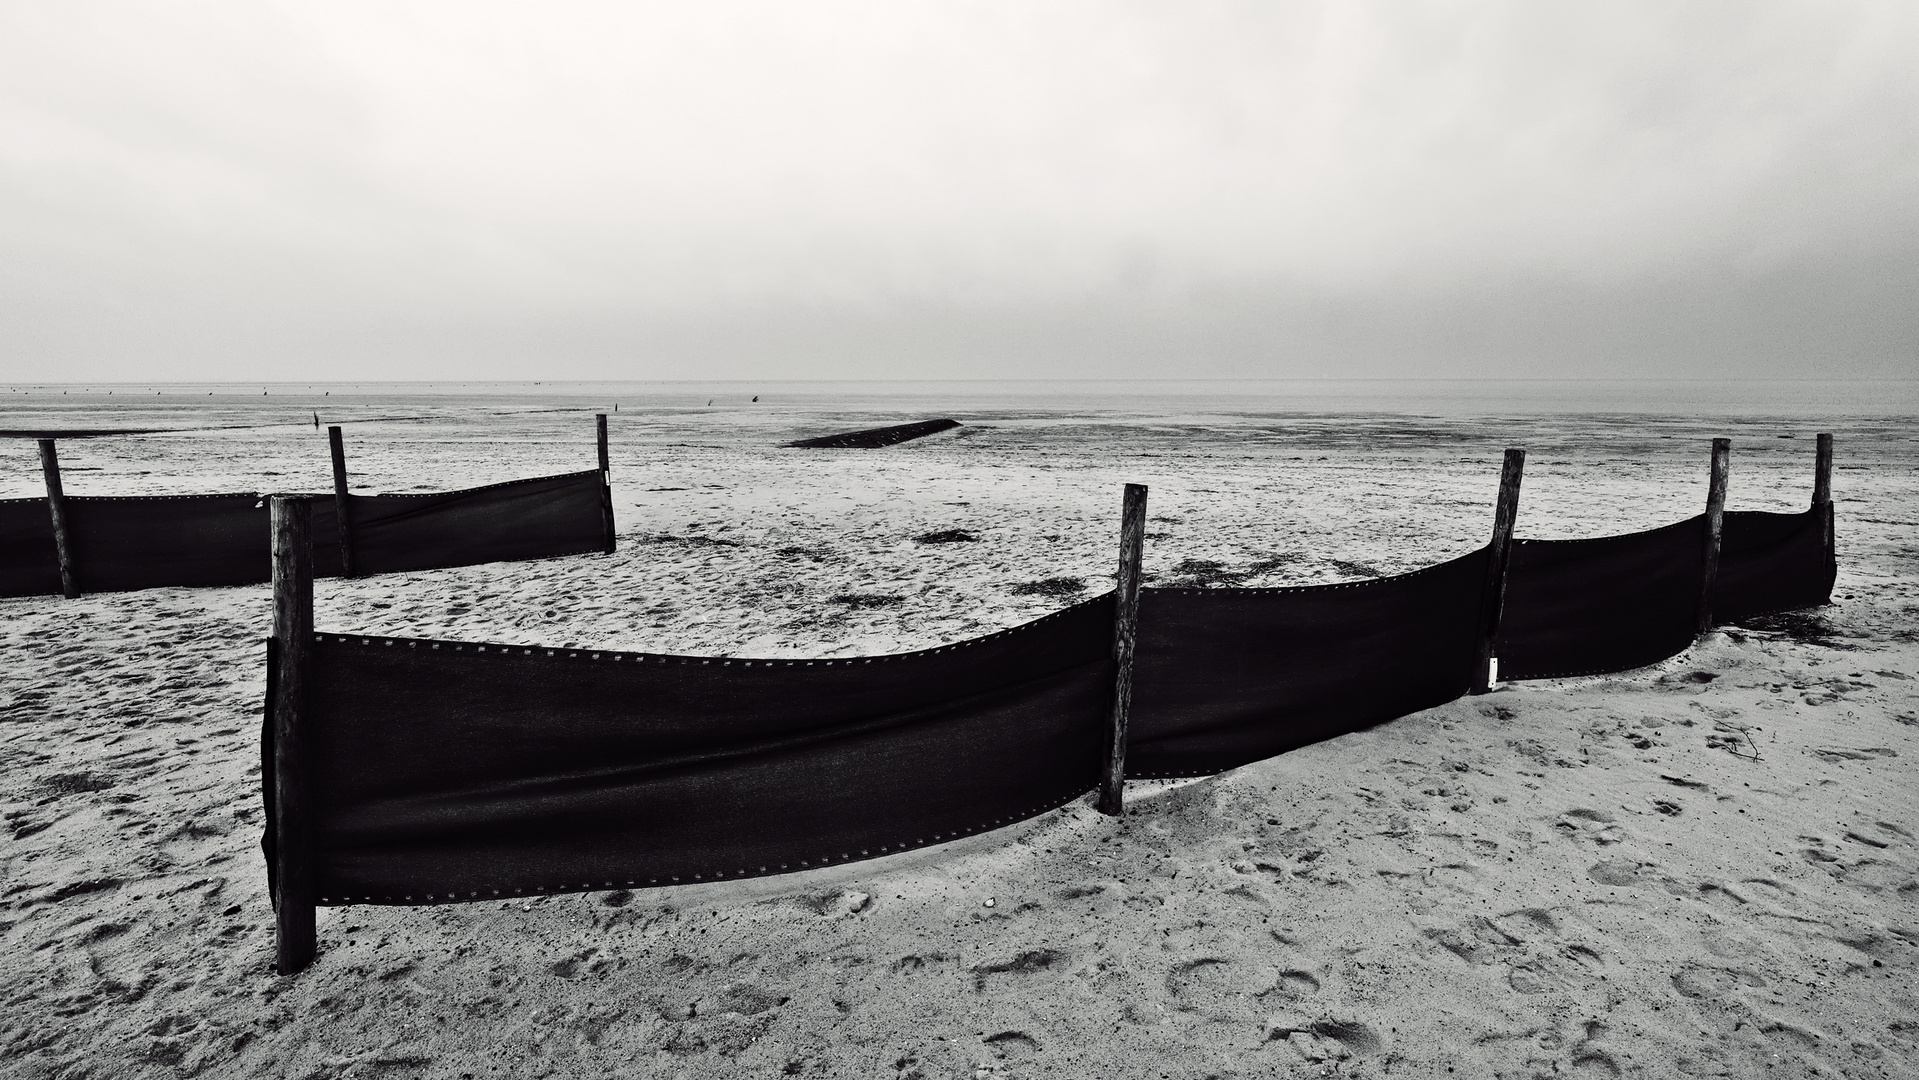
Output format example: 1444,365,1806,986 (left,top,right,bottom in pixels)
6,376,1919,418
